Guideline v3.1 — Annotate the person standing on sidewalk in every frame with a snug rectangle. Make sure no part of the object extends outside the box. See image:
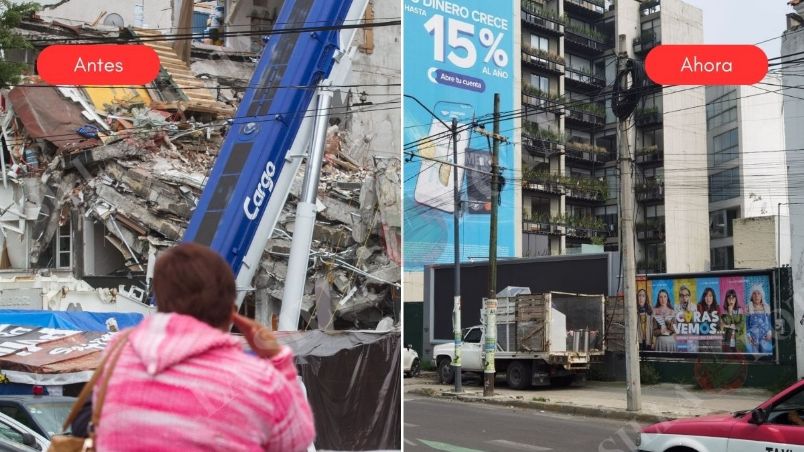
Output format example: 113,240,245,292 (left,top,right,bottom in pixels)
75,242,315,451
